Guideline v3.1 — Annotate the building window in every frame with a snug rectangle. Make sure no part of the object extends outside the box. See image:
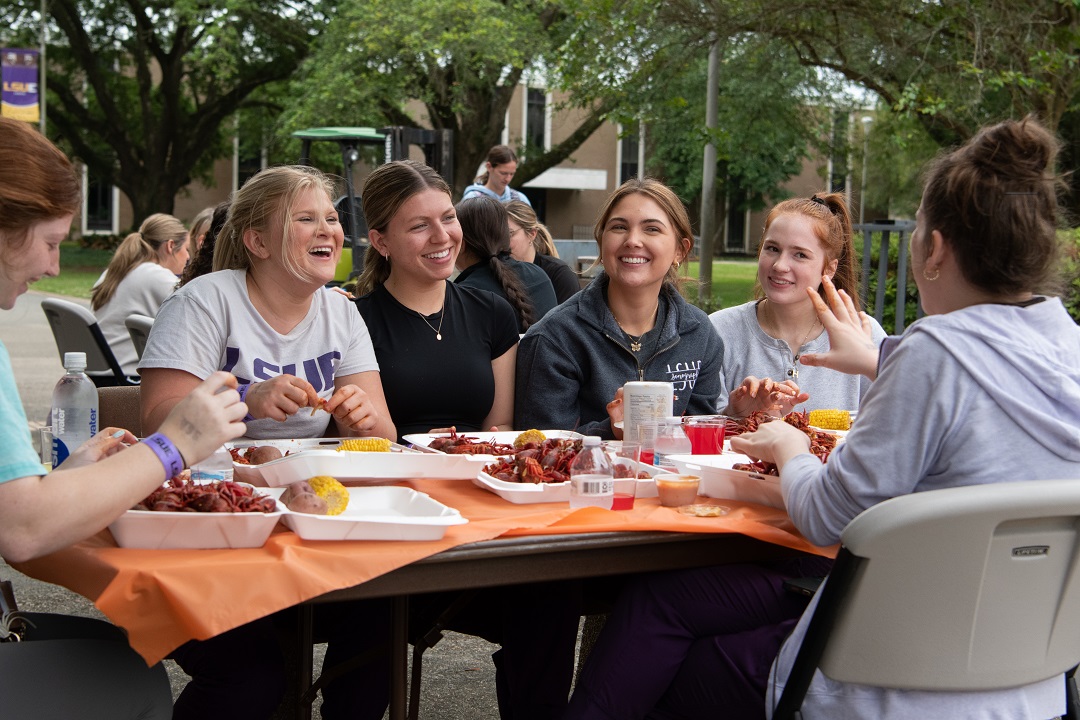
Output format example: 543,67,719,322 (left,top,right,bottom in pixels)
525,88,547,154
82,168,116,234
